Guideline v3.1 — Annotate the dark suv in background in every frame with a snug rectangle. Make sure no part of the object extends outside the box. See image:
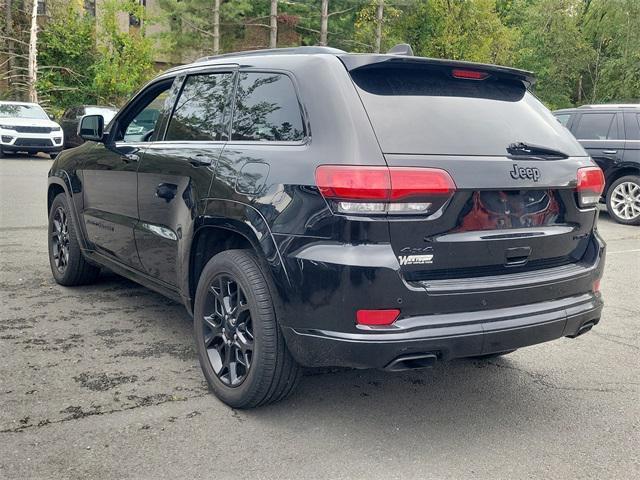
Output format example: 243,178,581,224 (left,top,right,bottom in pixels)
554,104,640,225
47,46,605,408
